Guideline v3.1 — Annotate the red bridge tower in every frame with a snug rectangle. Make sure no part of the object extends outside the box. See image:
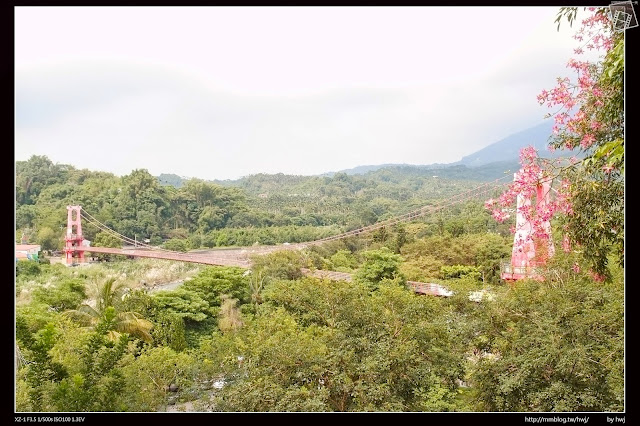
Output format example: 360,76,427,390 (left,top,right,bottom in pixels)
501,176,555,282
65,205,85,265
